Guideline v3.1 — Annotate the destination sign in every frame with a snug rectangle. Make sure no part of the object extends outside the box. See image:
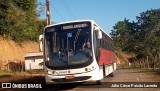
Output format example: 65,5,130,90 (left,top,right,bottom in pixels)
62,23,88,30
45,21,91,33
